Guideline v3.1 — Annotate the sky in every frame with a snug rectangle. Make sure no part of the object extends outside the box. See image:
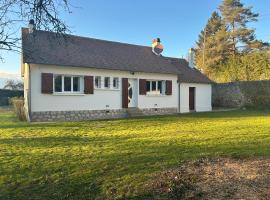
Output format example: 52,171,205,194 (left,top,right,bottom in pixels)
0,0,269,75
